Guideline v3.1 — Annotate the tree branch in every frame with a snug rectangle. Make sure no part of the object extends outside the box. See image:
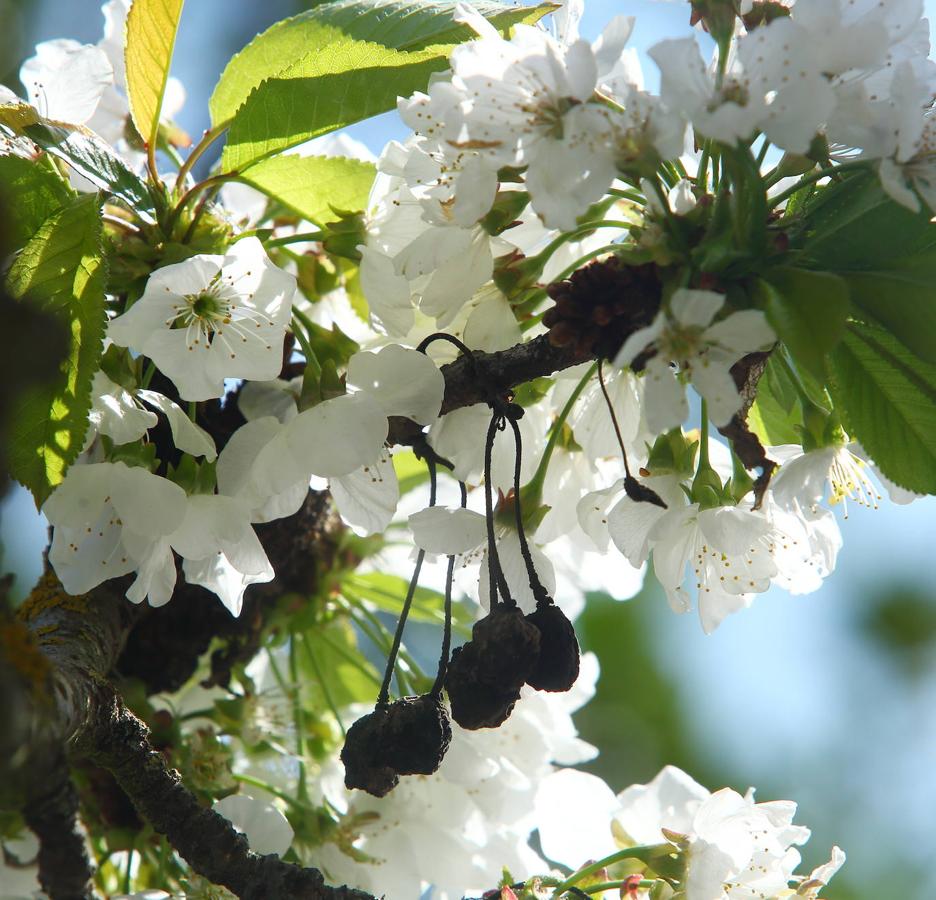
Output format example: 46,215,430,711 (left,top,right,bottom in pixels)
73,687,372,900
